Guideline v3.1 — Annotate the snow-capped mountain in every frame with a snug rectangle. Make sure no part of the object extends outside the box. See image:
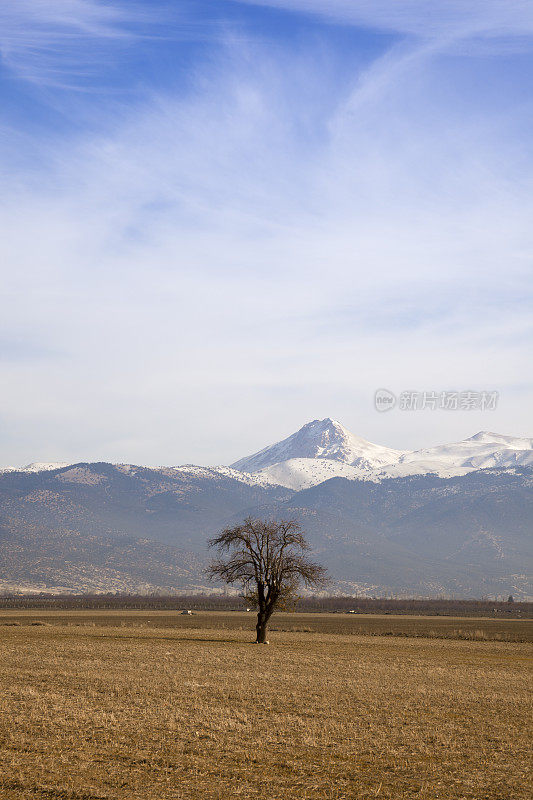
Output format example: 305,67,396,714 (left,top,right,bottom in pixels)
396,431,533,471
2,421,532,492
231,418,403,472
232,420,533,490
